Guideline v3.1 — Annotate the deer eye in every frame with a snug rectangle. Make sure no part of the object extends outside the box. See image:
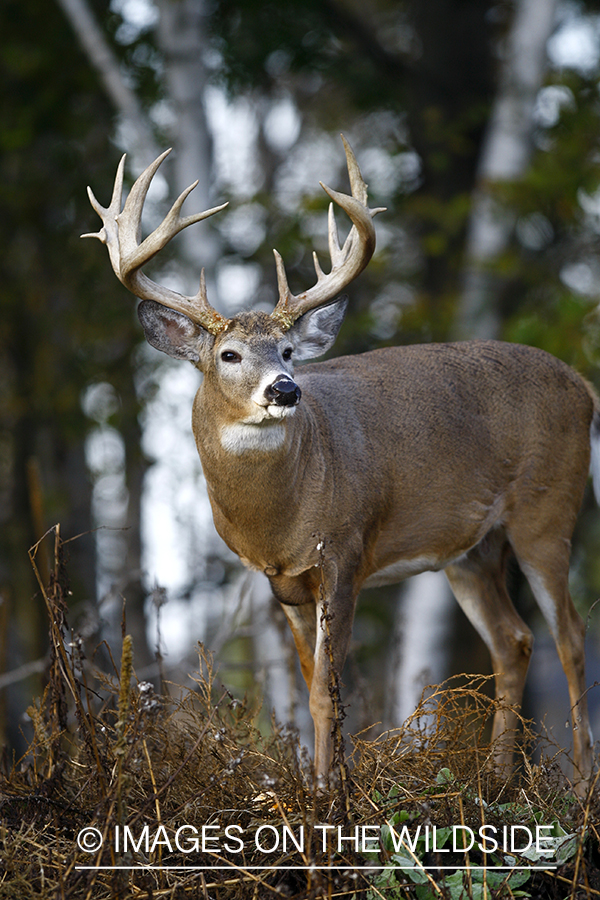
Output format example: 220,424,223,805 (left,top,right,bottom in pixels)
221,350,241,363
282,347,293,361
